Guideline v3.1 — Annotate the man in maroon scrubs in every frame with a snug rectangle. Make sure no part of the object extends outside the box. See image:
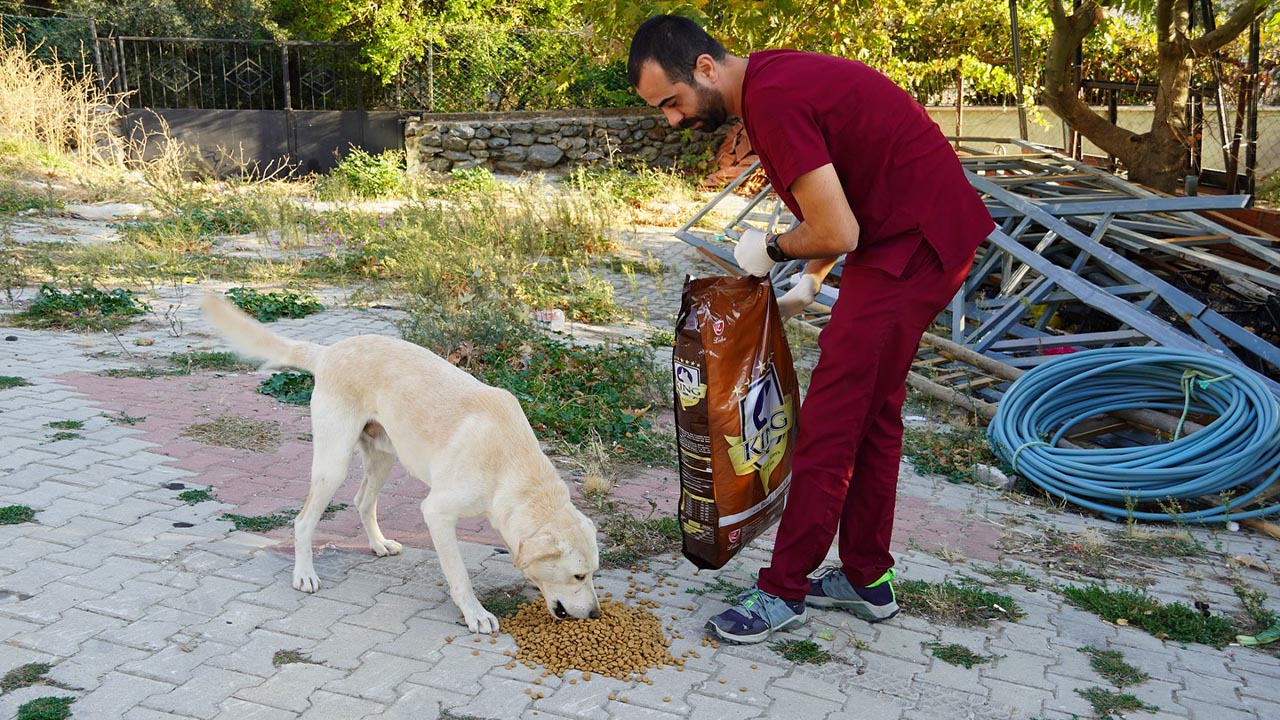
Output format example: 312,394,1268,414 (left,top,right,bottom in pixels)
629,15,994,643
